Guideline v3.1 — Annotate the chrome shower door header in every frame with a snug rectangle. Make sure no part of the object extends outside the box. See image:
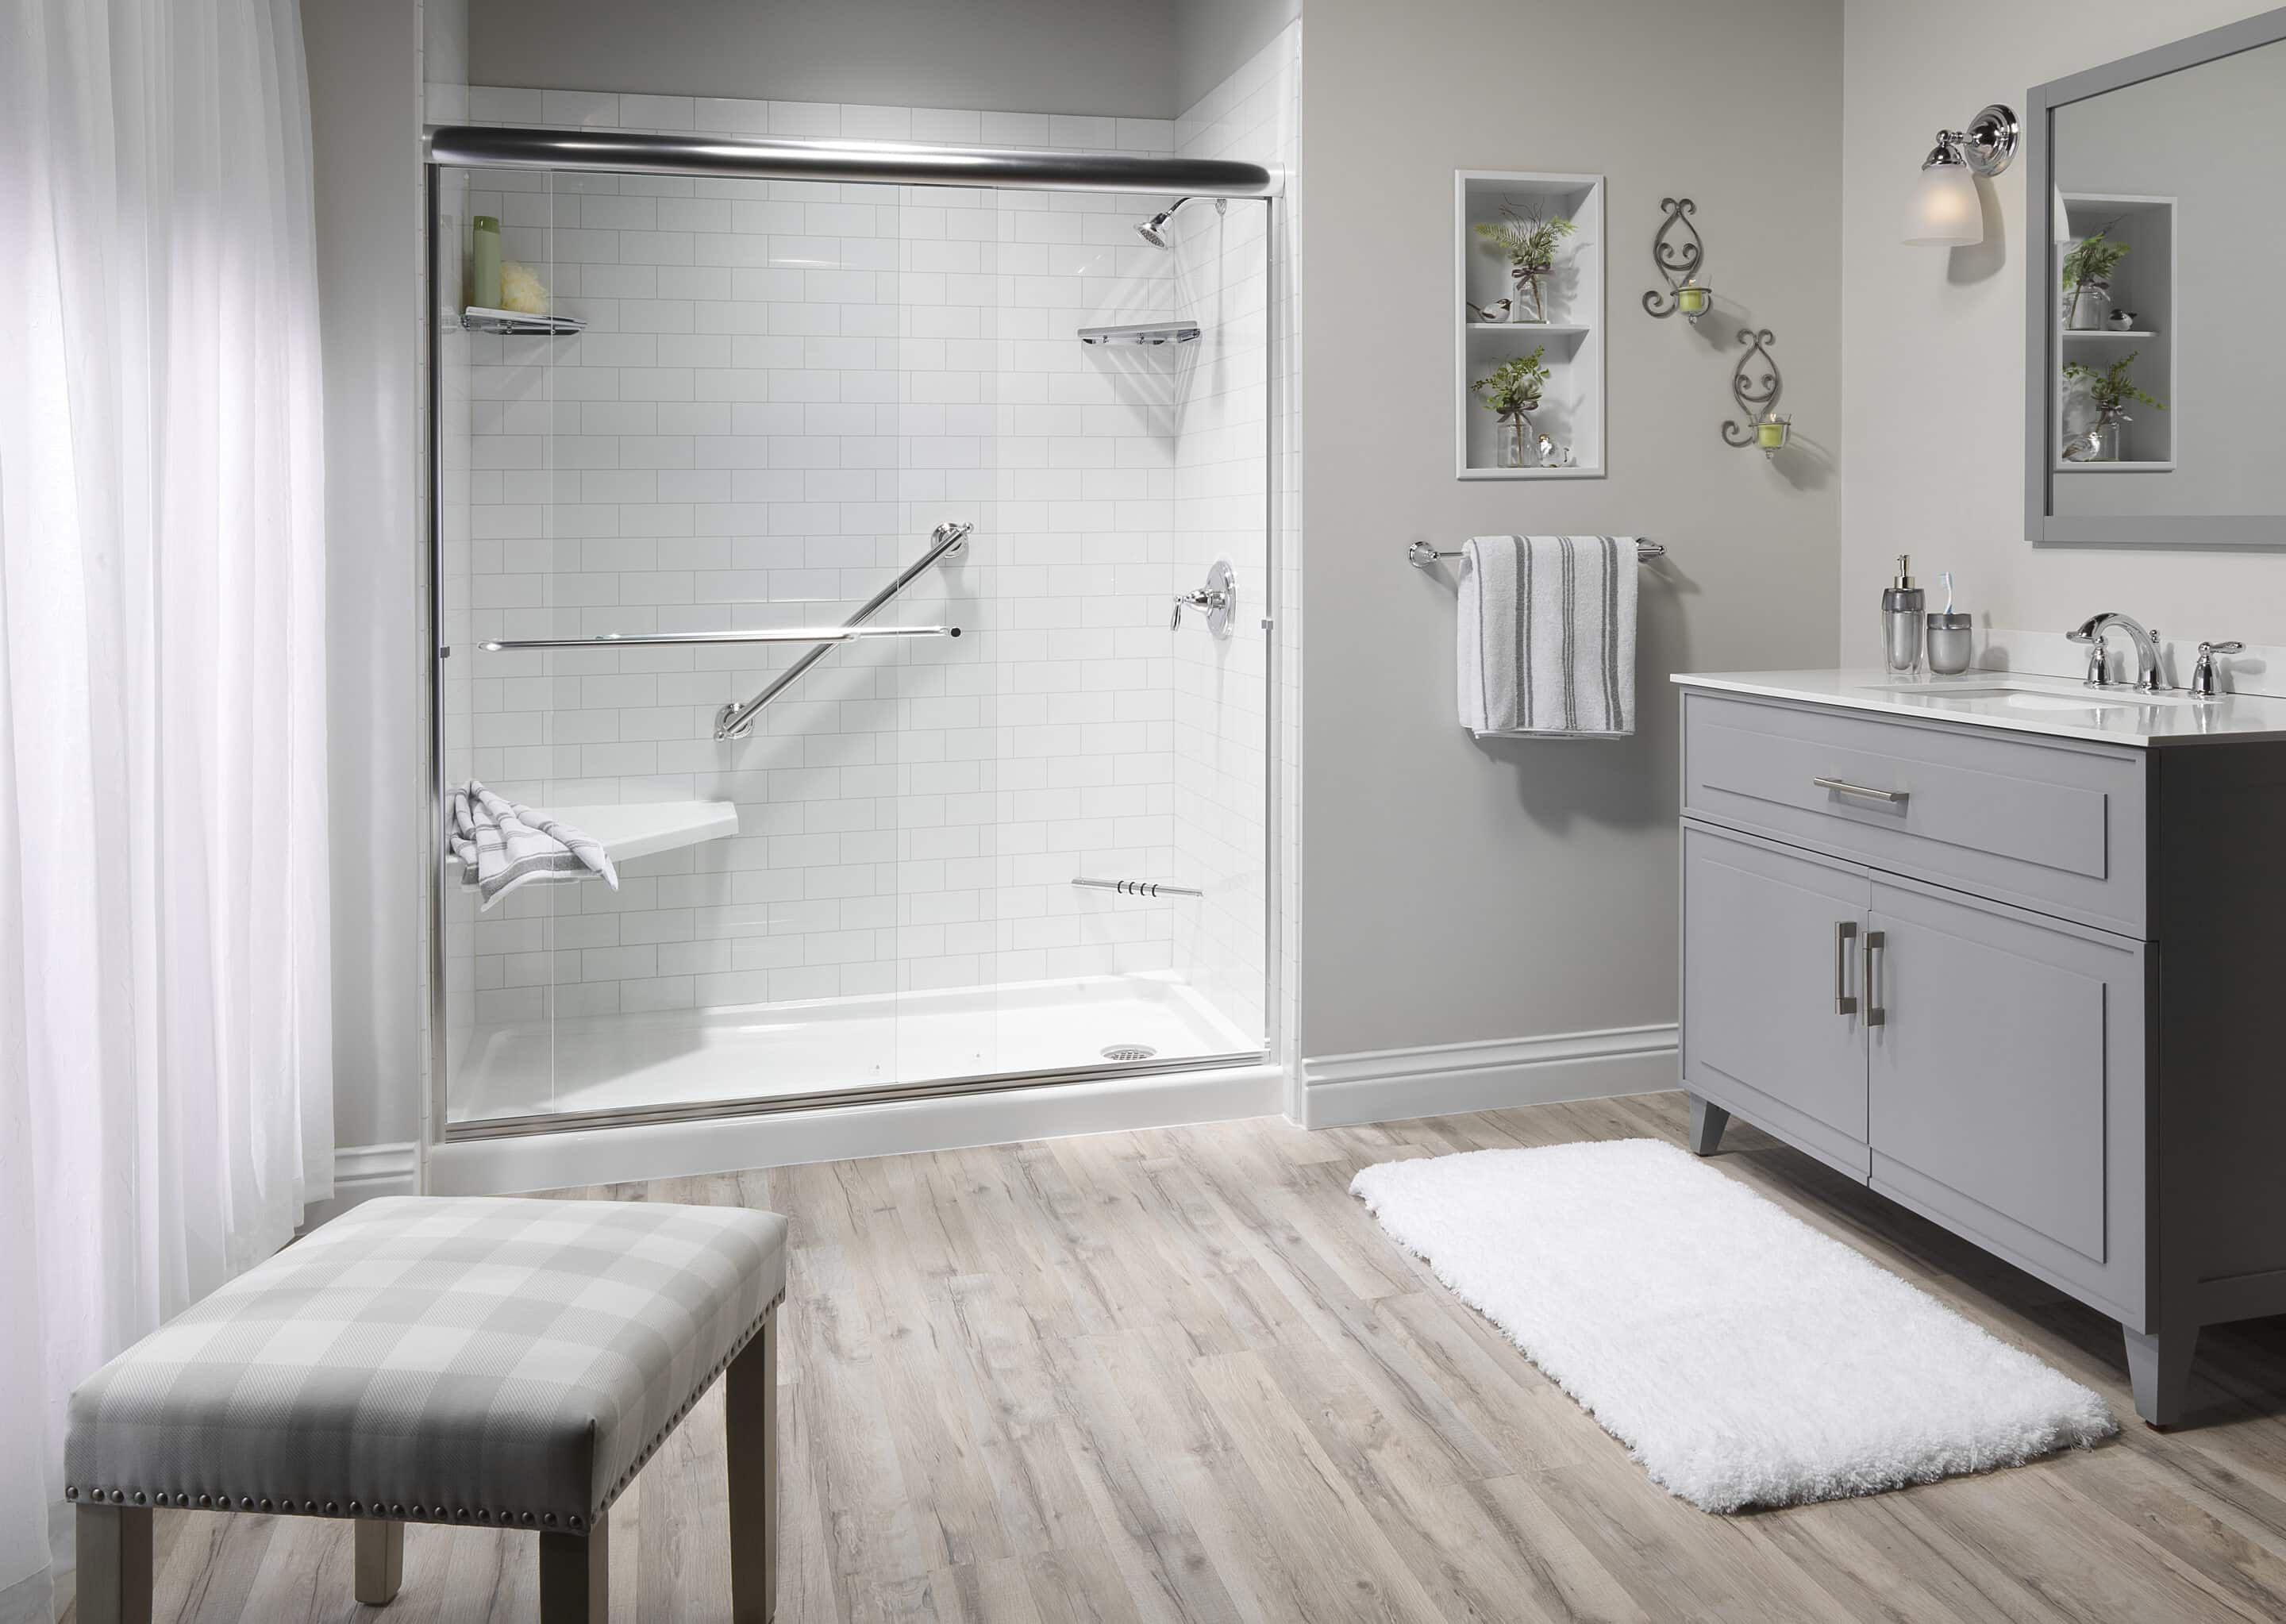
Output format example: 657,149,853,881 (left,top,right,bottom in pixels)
428,125,1282,198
